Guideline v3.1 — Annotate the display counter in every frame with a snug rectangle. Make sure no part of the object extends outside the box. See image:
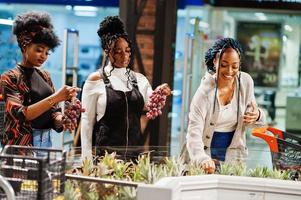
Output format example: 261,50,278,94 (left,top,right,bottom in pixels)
137,175,301,200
